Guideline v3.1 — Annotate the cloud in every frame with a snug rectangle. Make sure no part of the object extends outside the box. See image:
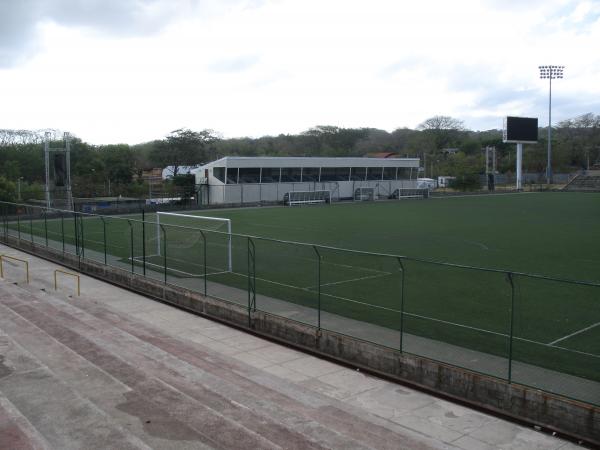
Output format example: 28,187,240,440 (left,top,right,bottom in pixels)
379,55,428,78
0,0,598,143
0,0,254,68
208,55,260,73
